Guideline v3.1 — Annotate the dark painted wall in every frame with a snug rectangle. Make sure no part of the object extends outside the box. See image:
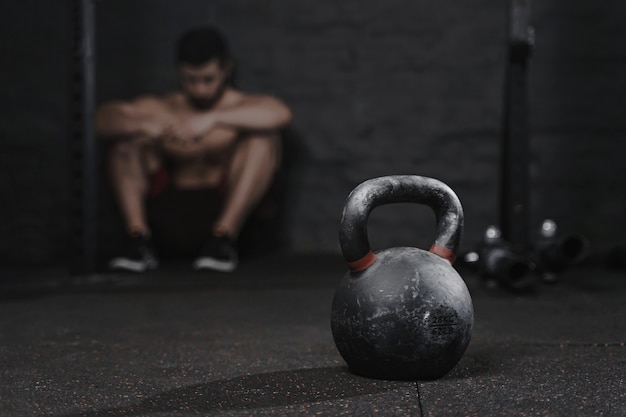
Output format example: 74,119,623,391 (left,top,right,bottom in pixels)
1,0,625,268
529,1,626,253
0,2,70,266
